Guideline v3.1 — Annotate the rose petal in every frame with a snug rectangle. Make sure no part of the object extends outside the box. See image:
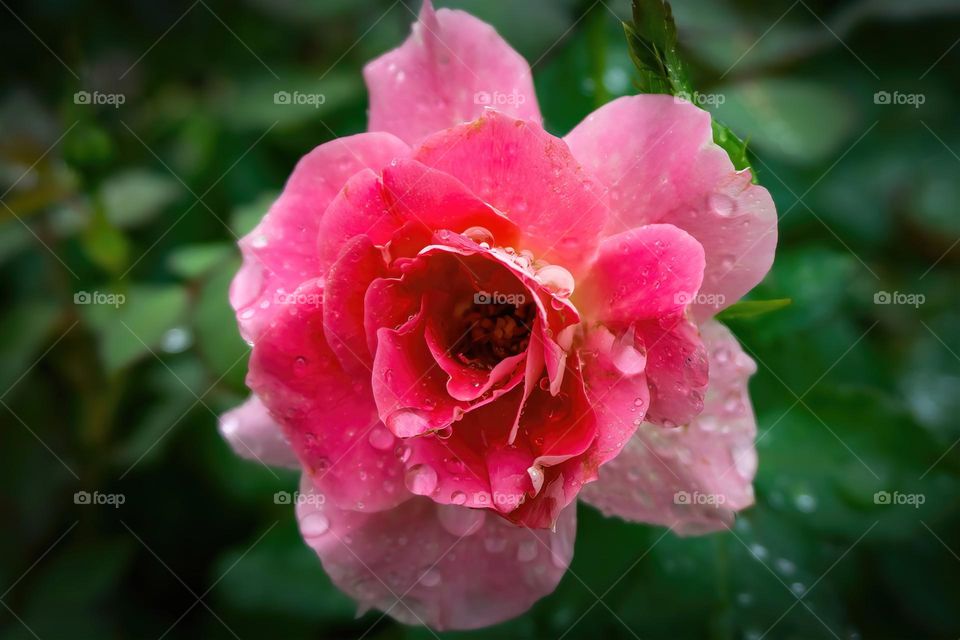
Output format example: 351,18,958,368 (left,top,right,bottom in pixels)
381,158,518,243
218,395,299,468
579,320,758,535
232,133,410,342
565,95,777,318
364,0,541,146
247,278,408,512
415,109,609,277
295,474,575,630
579,224,706,328
323,235,386,376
